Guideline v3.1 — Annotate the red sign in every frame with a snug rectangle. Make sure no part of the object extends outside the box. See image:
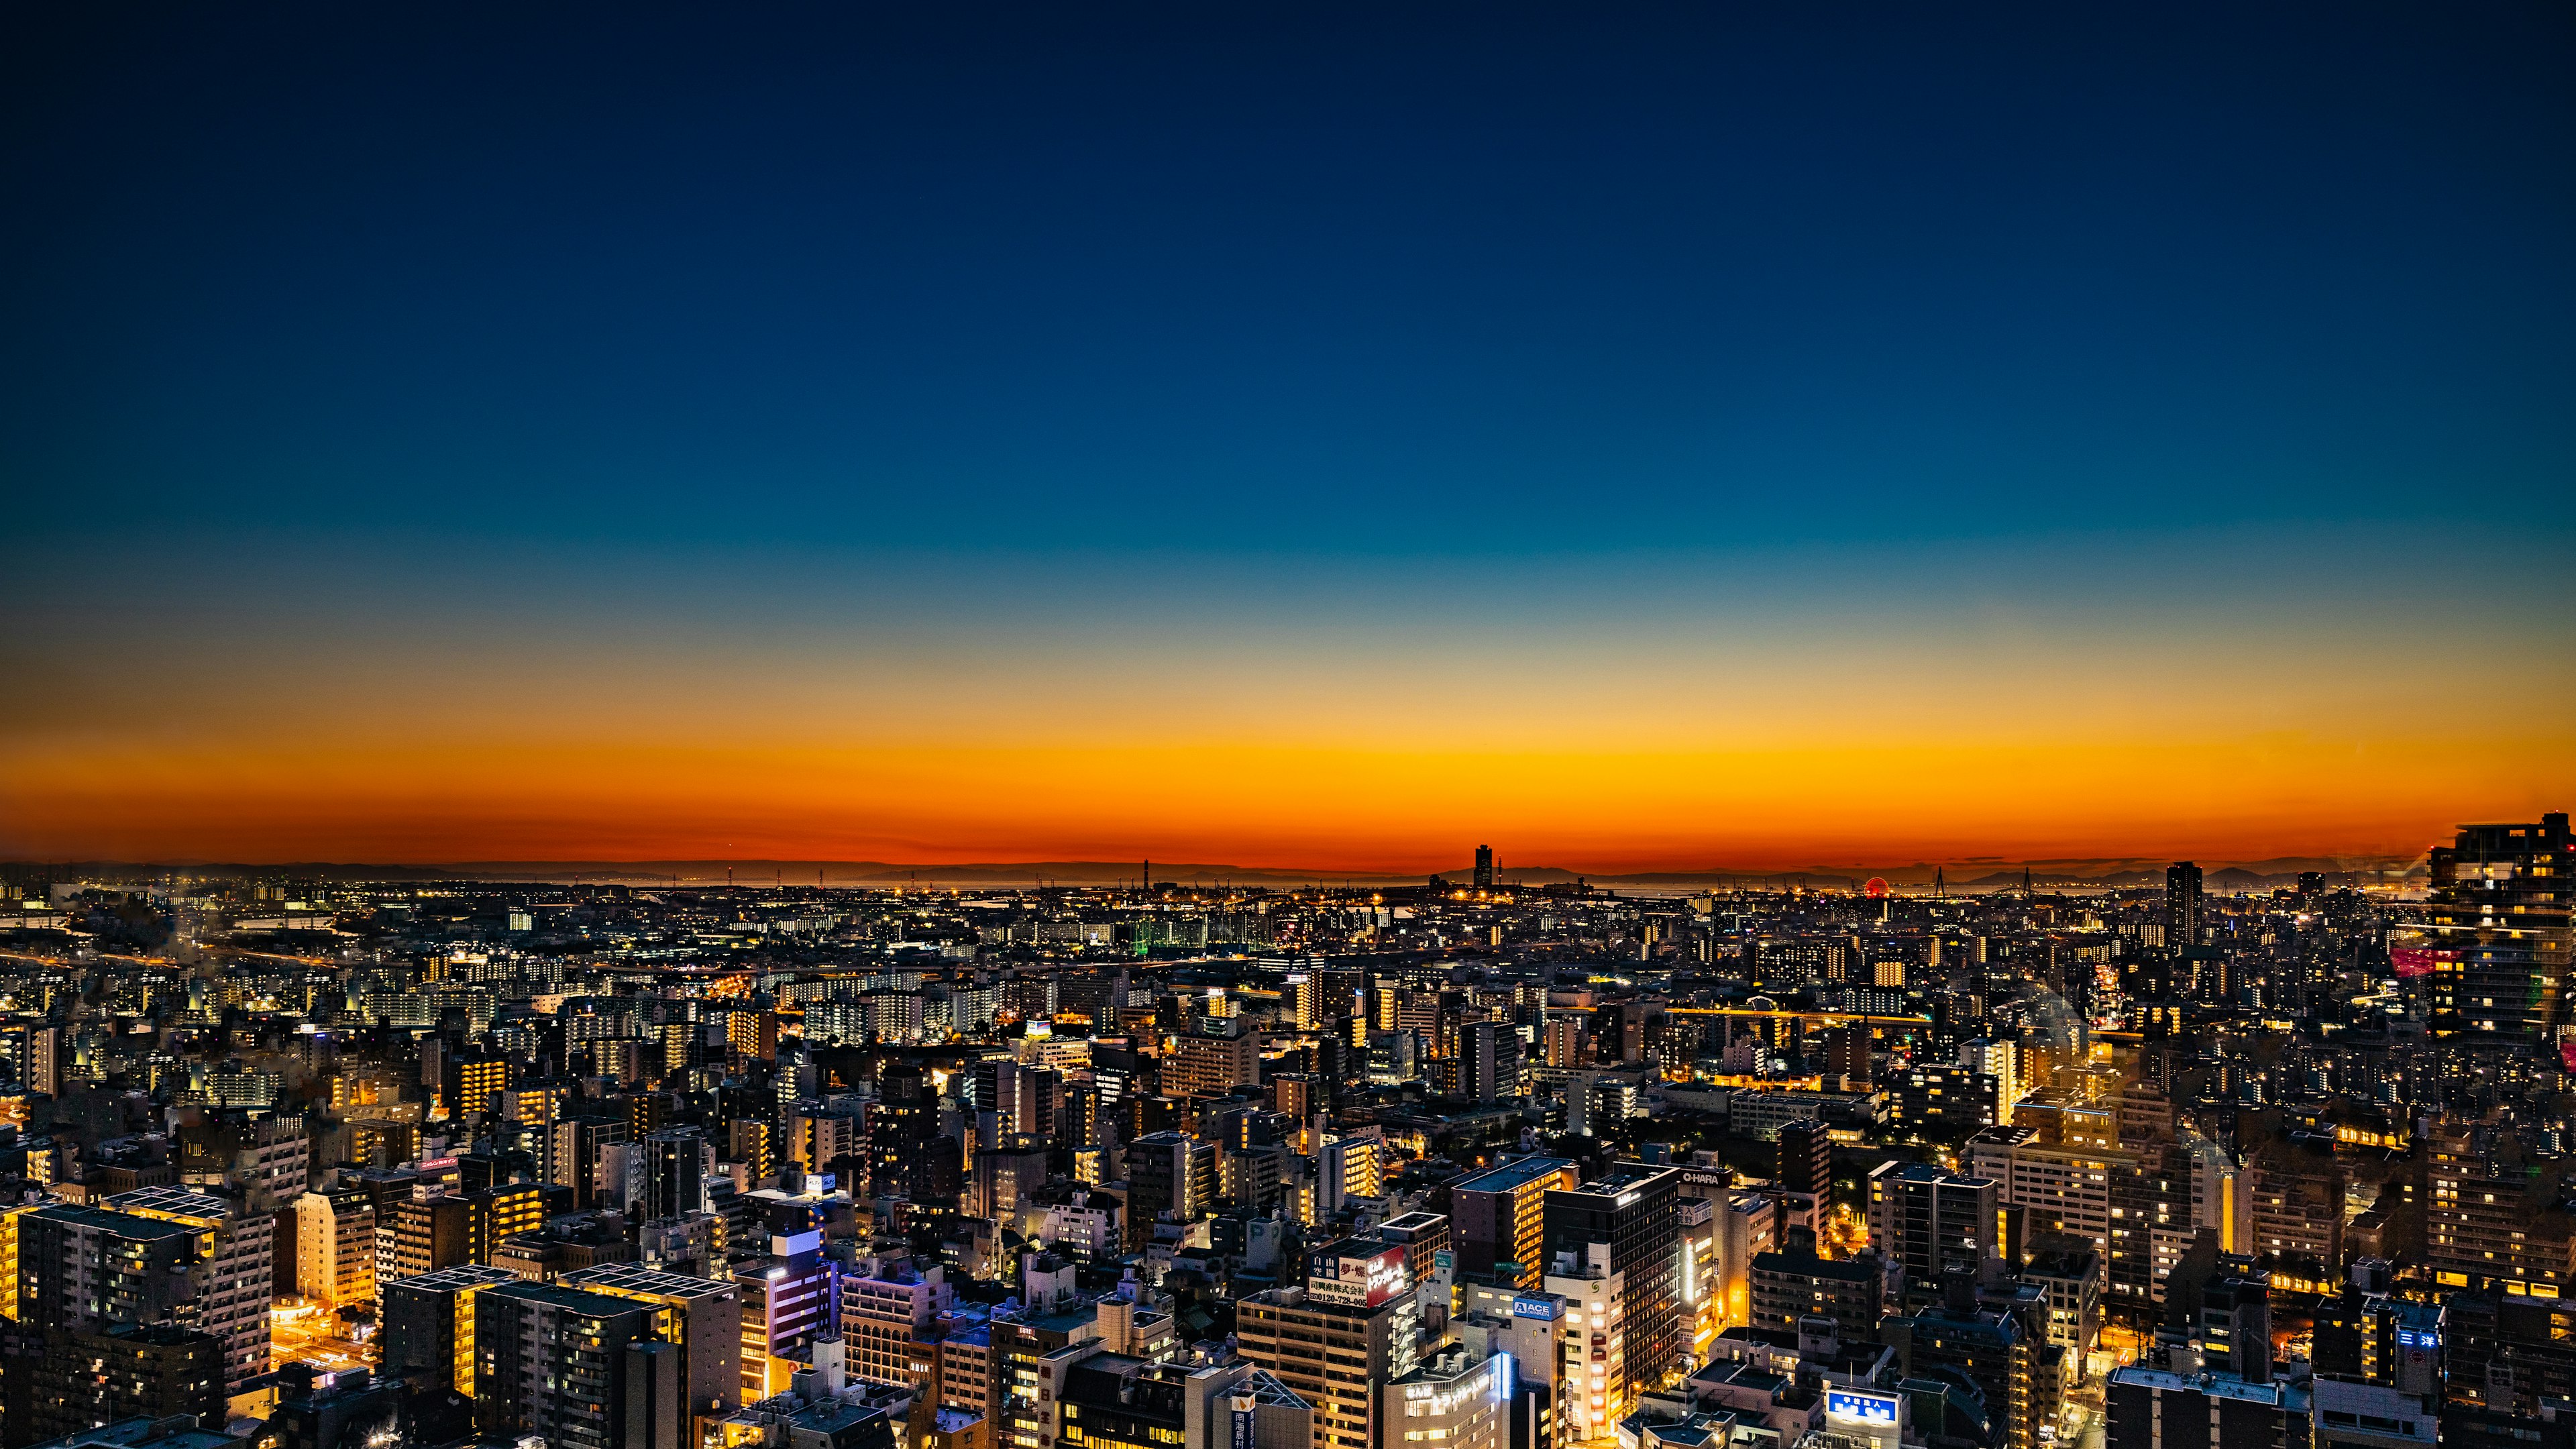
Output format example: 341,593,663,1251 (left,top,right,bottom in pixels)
2390,947,2451,979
